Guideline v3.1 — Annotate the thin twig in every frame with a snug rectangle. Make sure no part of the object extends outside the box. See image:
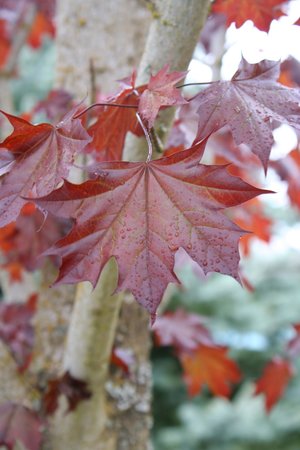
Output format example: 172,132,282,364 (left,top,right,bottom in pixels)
136,113,153,162
73,102,138,119
177,80,215,88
